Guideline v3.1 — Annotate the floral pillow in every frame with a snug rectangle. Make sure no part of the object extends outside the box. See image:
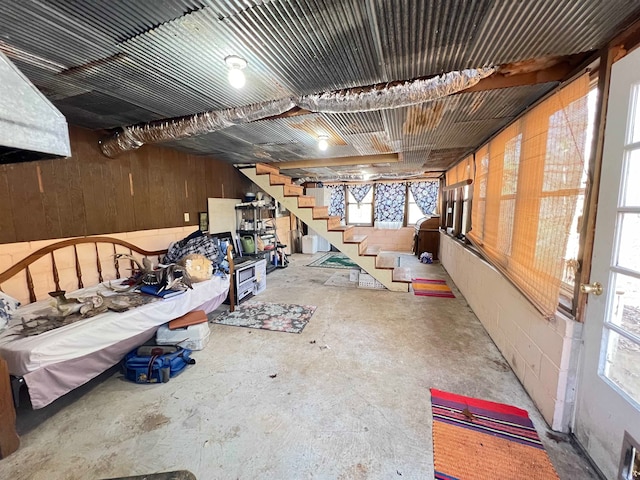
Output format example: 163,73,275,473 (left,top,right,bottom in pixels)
0,291,21,331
